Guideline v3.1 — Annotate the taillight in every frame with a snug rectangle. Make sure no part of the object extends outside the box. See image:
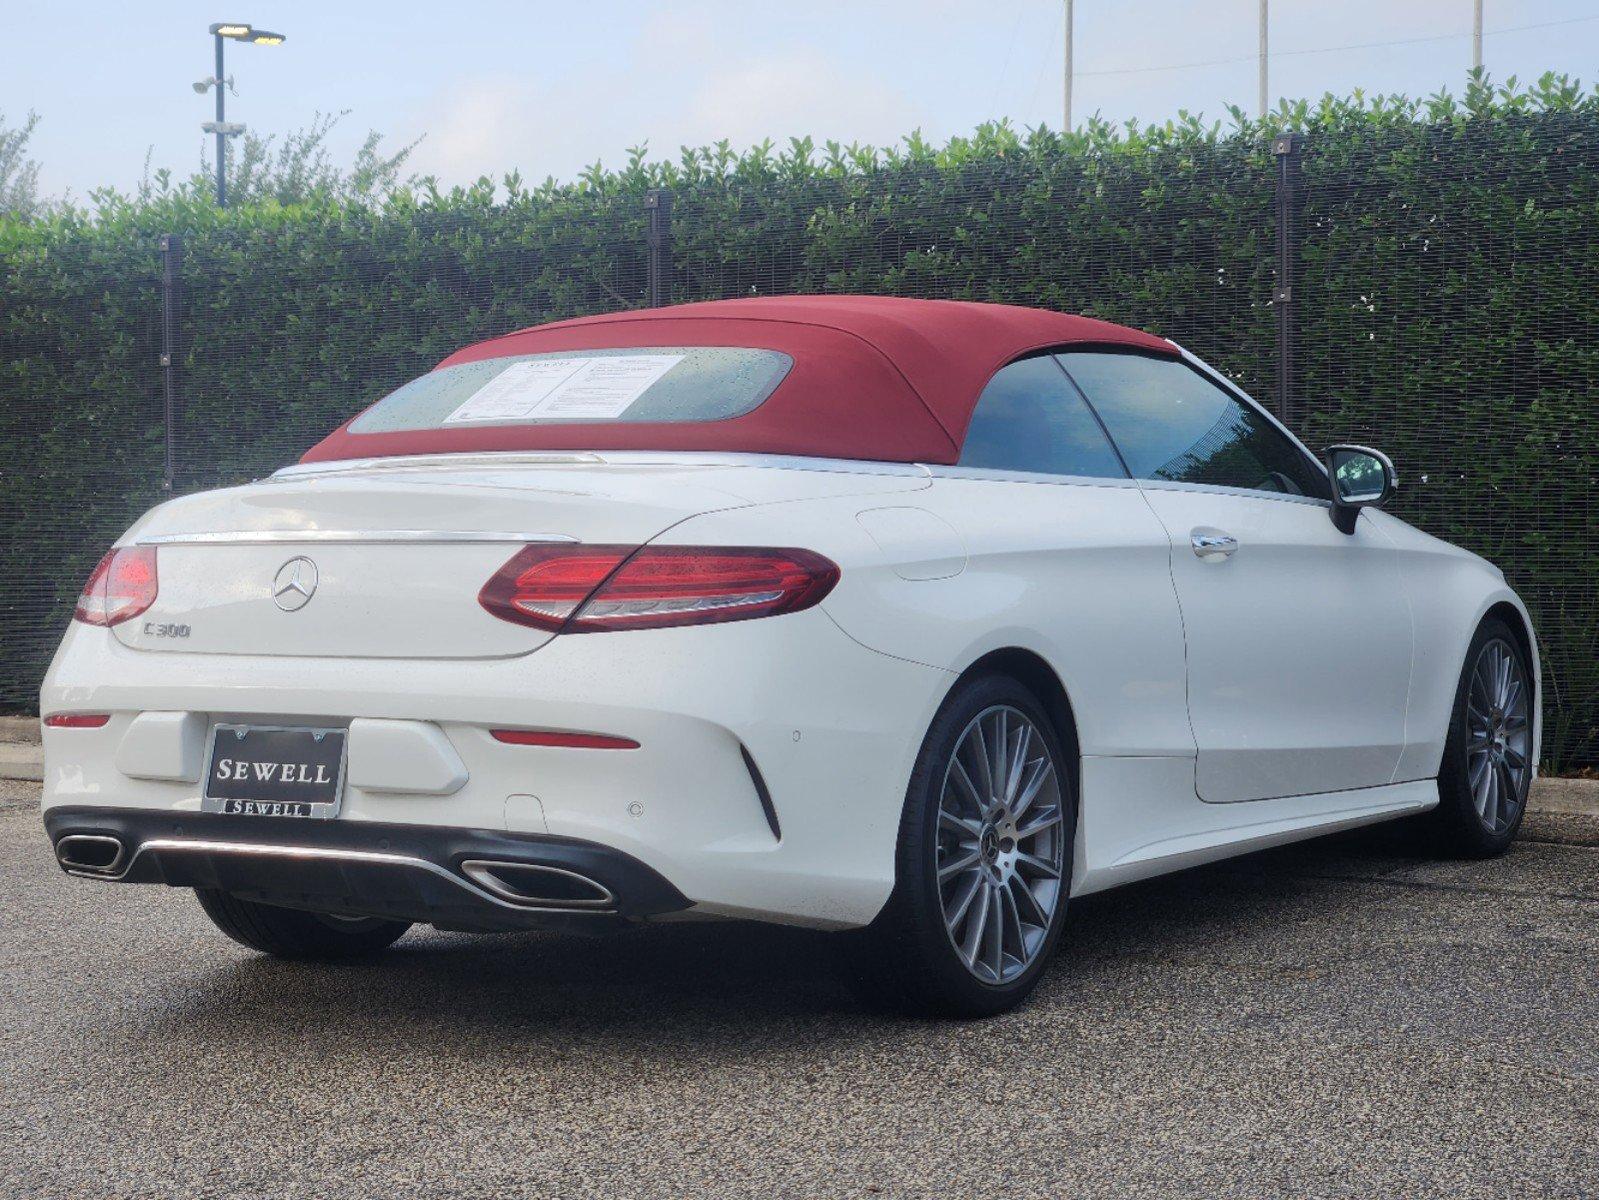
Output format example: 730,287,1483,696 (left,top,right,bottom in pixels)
479,544,839,633
479,546,633,631
73,546,158,627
